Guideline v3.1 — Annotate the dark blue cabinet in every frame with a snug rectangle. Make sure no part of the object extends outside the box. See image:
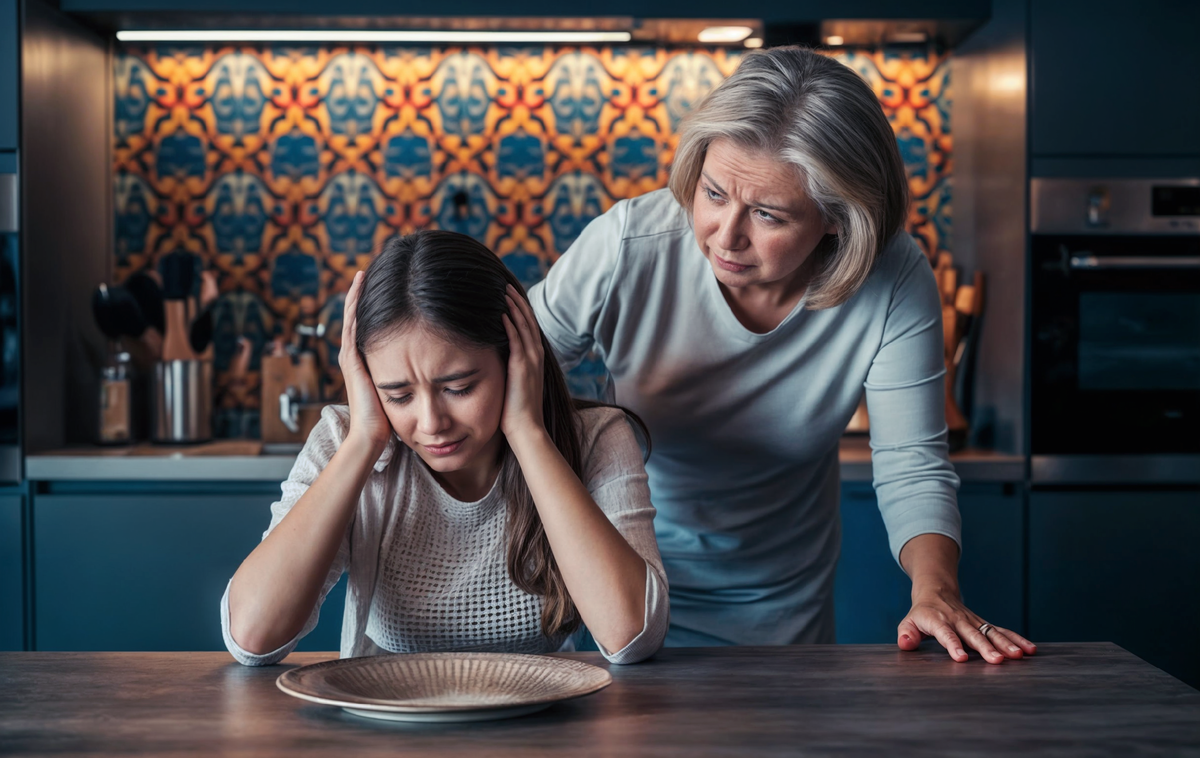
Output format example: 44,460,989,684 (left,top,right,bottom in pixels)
33,489,346,653
0,0,16,151
0,494,22,650
835,483,1025,644
1031,0,1200,158
1029,489,1200,689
